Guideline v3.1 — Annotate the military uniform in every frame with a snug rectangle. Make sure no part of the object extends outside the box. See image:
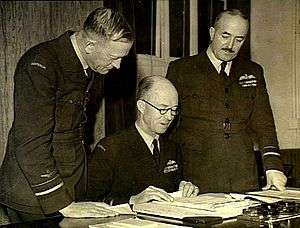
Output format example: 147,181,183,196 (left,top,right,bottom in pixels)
167,51,283,193
87,127,182,205
0,31,103,215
